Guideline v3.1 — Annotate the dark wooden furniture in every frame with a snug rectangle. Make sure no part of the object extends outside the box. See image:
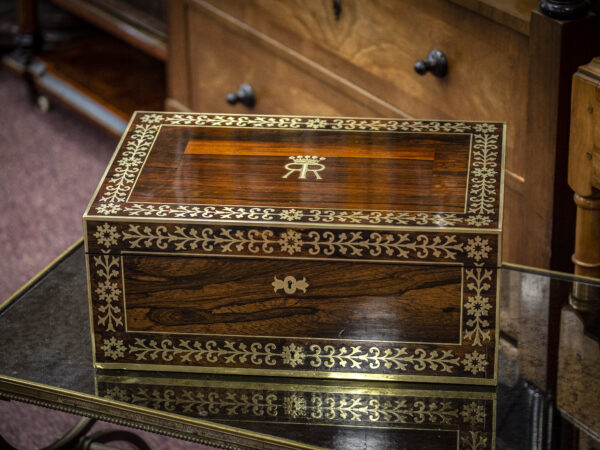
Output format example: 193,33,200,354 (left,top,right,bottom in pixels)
84,112,505,384
2,242,598,449
568,57,600,279
555,57,600,447
4,0,167,135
